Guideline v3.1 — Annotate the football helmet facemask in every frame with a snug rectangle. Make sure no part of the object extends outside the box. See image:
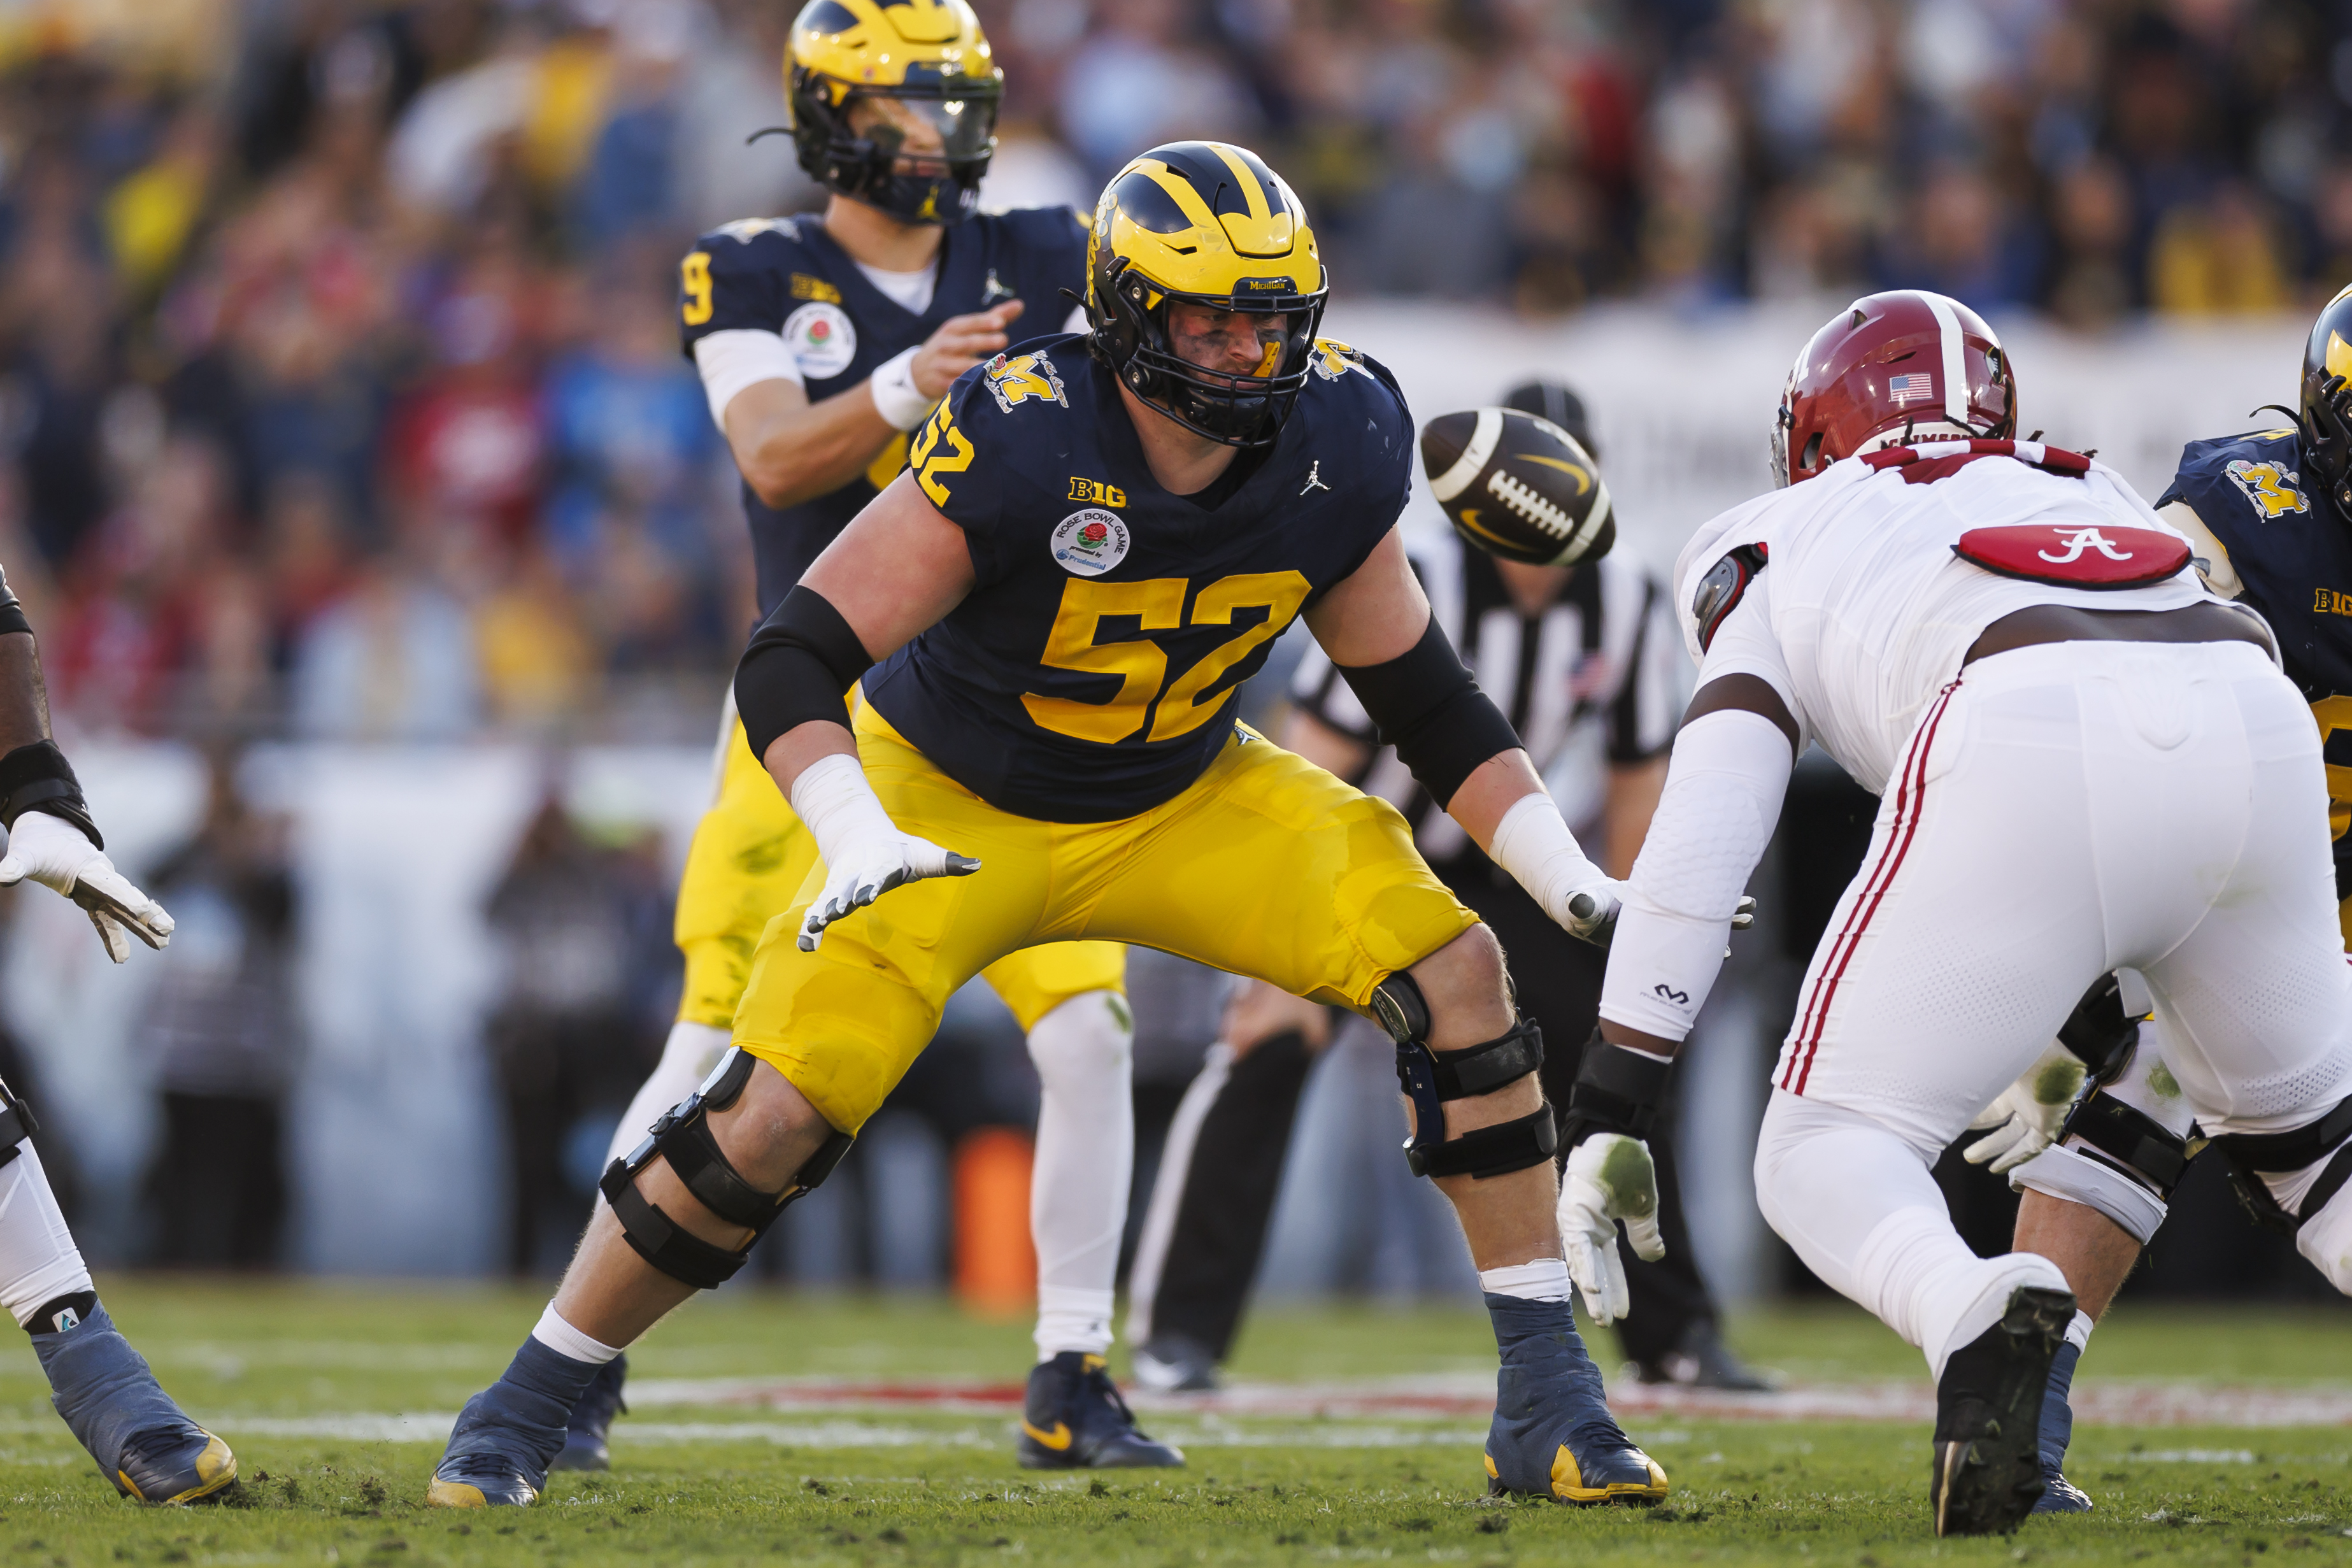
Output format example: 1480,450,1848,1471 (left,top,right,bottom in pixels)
1772,289,2016,487
1087,141,1329,448
786,0,1002,227
2299,281,2352,519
